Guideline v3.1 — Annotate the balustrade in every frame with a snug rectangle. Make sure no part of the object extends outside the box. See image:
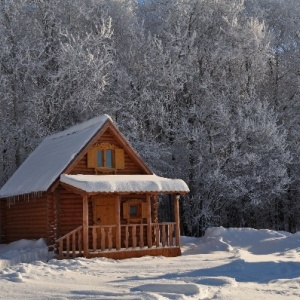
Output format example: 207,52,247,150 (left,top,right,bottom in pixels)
57,222,178,258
